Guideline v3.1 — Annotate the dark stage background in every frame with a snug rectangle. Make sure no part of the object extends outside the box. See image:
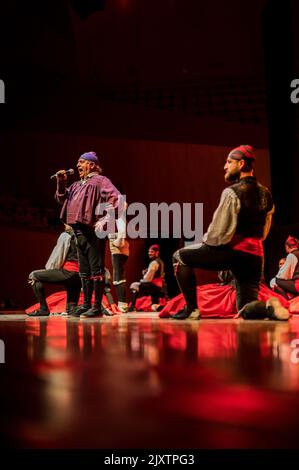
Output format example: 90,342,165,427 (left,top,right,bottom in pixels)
0,0,298,308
